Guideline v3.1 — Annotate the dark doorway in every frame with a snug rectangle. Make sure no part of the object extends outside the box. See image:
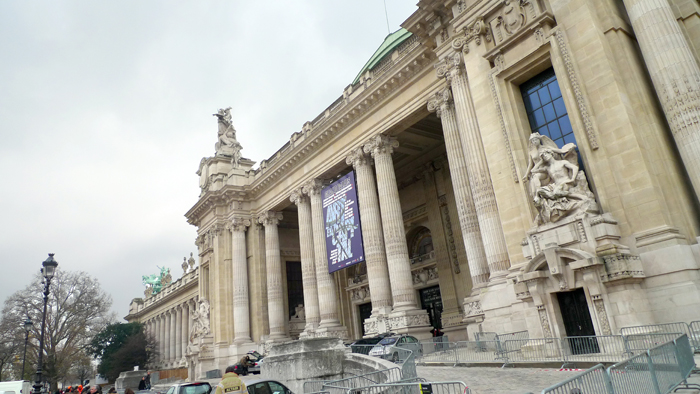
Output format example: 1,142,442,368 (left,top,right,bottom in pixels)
419,286,443,330
557,288,599,354
358,302,372,337
286,261,303,319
